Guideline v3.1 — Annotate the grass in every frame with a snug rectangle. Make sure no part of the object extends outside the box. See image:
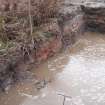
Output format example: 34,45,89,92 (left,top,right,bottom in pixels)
0,0,62,51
